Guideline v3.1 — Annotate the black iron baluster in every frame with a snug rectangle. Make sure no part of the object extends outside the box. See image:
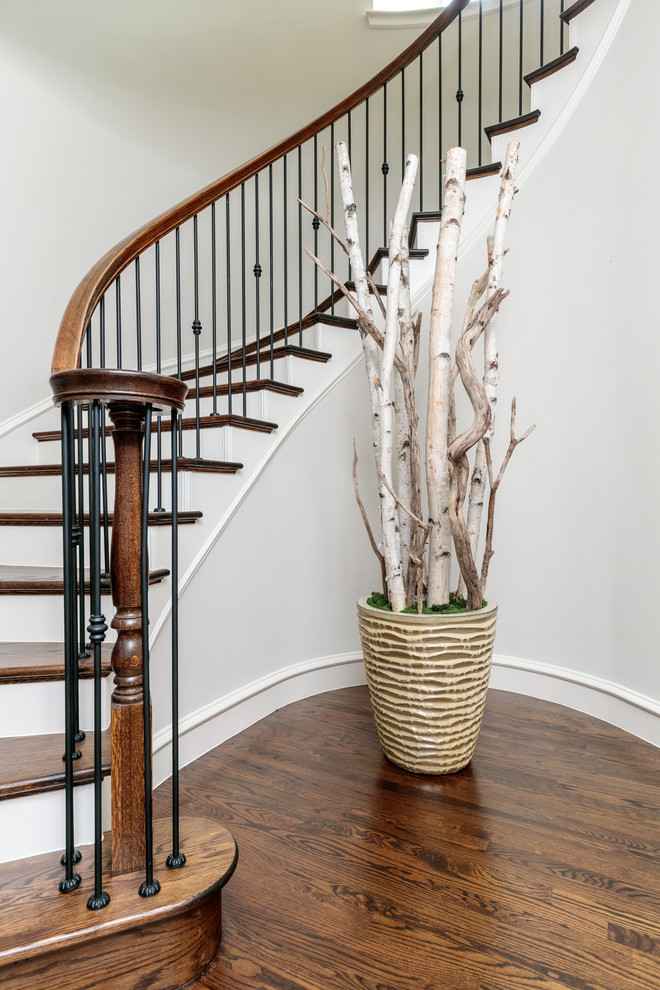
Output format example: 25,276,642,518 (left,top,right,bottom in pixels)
211,202,218,416
499,0,504,122
241,185,247,416
382,85,388,248
254,174,262,380
457,10,463,146
155,242,165,510
100,296,106,369
86,400,110,911
135,257,142,371
59,402,82,895
115,275,122,369
313,134,319,312
139,406,160,899
176,227,183,450
519,0,524,116
88,324,110,580
226,195,233,415
331,122,336,316
298,145,303,345
560,0,565,55
365,101,370,262
419,54,423,212
438,32,443,202
269,164,275,380
479,0,483,165
193,216,203,452
540,0,545,67
283,156,289,343
165,408,186,871
76,404,90,685
401,69,405,179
